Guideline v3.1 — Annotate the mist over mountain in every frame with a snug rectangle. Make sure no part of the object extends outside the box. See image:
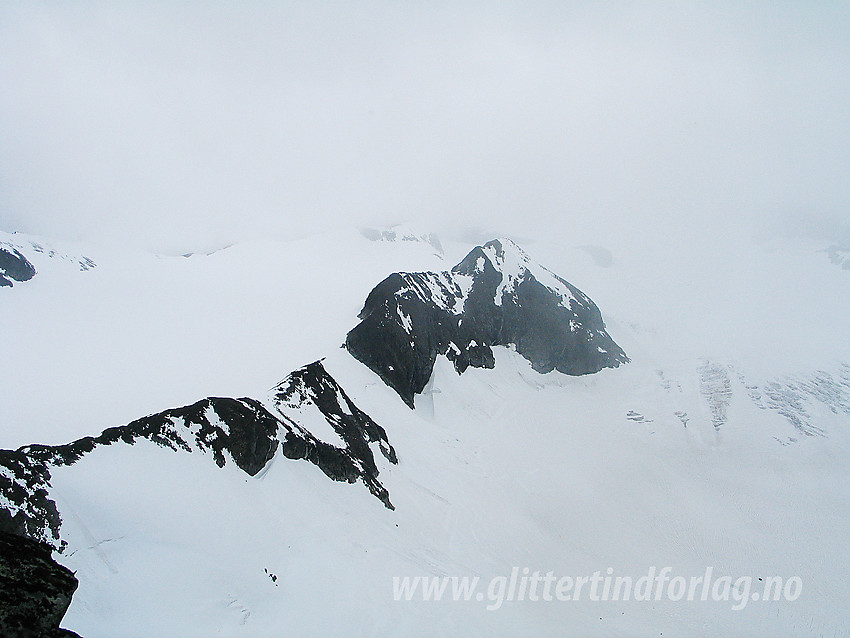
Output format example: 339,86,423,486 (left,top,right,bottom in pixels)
2,3,849,636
